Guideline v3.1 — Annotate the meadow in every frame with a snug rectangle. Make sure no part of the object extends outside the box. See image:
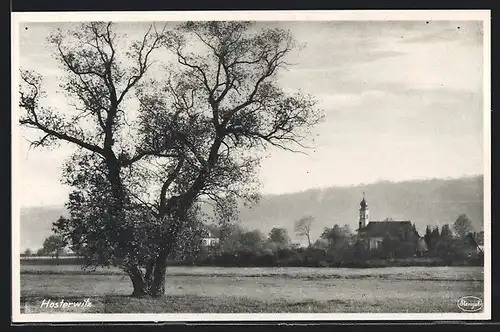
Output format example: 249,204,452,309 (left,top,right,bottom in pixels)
20,265,484,314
